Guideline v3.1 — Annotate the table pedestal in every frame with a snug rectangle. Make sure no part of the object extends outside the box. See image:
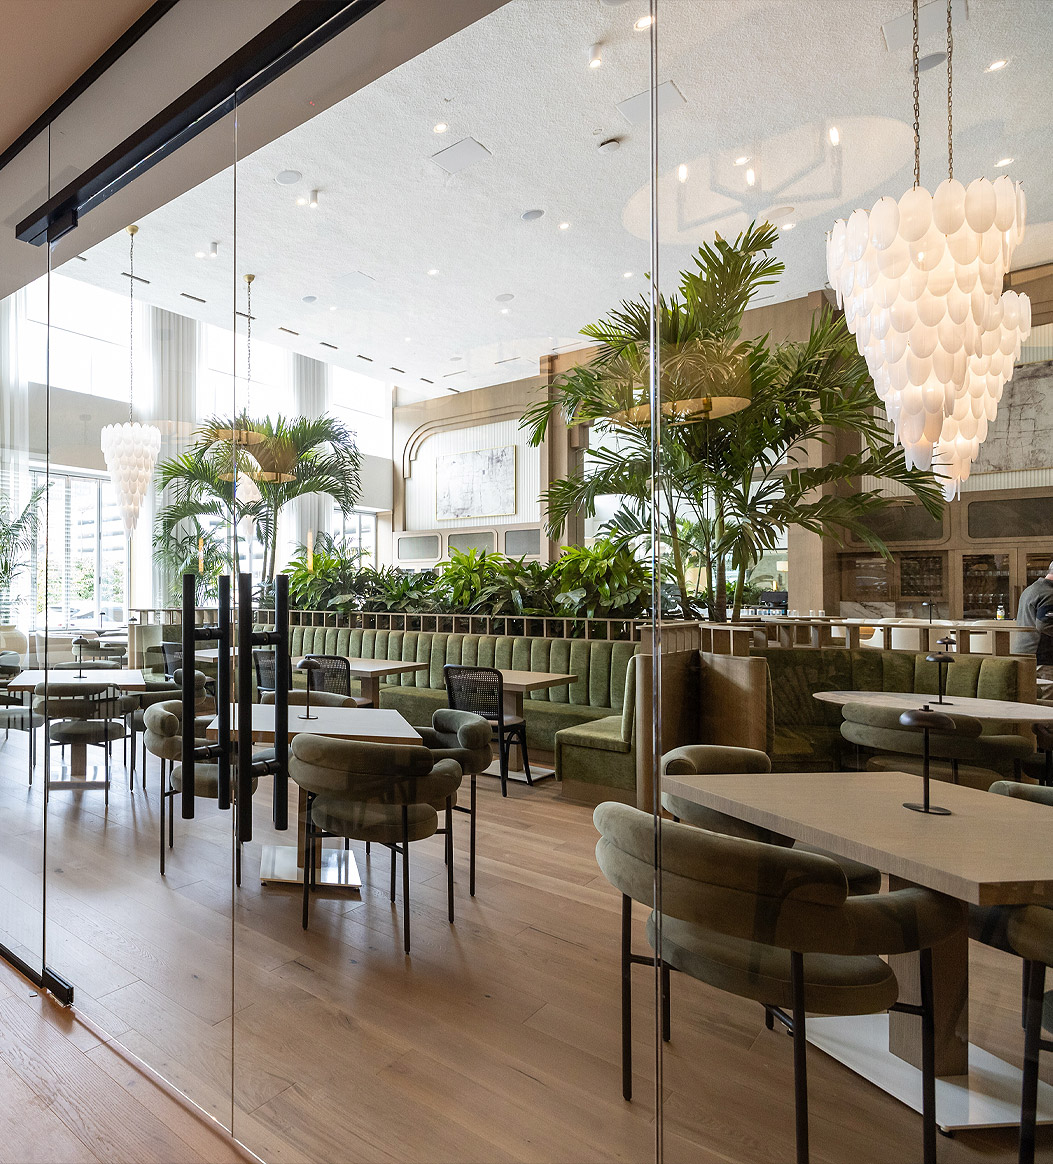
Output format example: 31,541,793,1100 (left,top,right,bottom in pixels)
259,842,361,888
808,1014,1053,1131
